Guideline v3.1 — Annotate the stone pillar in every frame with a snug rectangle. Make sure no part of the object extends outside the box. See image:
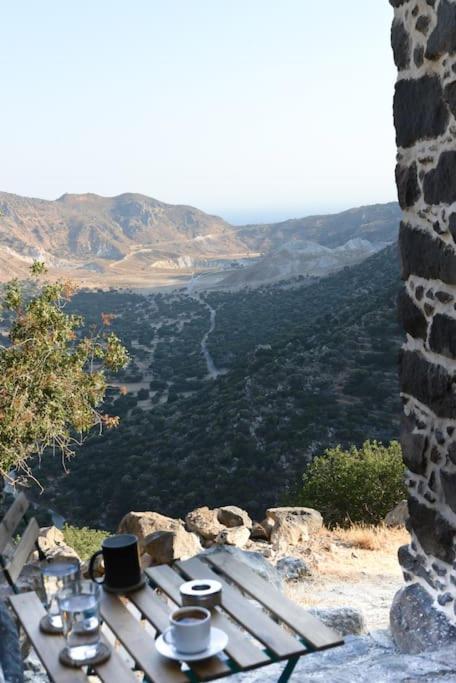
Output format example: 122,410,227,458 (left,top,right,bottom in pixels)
390,0,456,654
